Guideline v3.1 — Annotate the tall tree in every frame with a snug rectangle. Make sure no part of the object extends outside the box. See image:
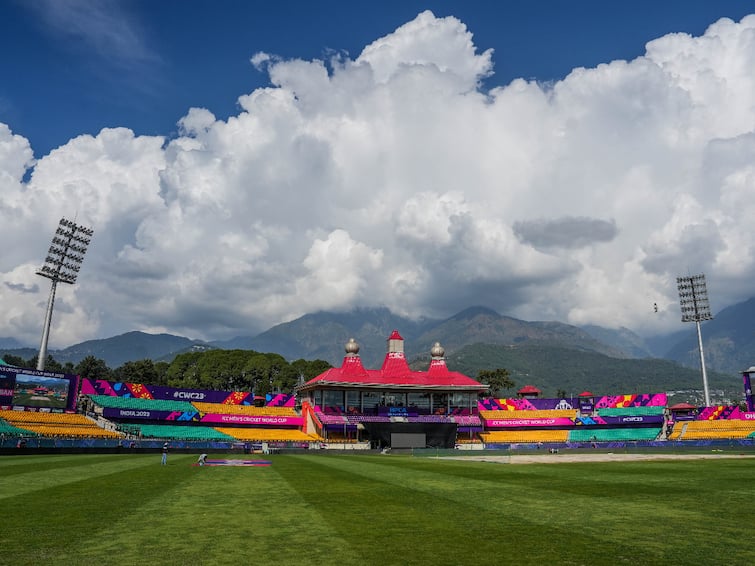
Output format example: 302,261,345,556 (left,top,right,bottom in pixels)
25,355,64,372
113,359,159,384
1,354,27,368
166,351,204,388
244,354,273,395
75,356,112,380
153,361,170,385
477,368,515,397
